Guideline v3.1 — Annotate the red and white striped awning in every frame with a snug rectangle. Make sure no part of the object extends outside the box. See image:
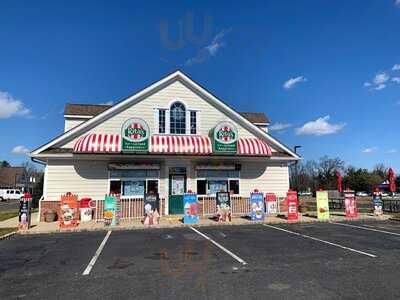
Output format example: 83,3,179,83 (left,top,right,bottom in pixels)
74,133,121,153
150,135,212,155
237,137,272,156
